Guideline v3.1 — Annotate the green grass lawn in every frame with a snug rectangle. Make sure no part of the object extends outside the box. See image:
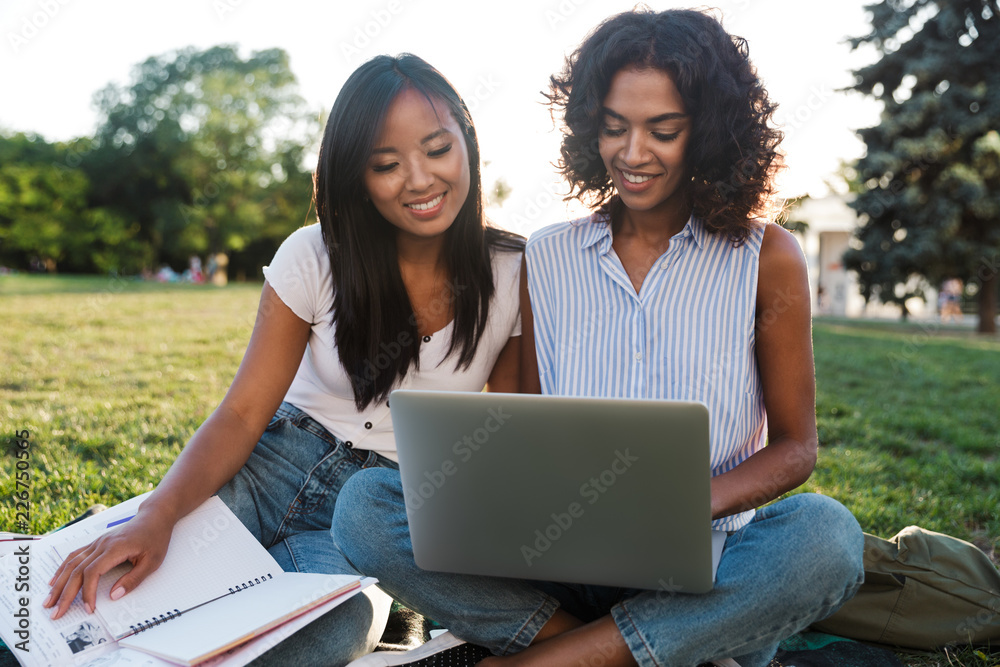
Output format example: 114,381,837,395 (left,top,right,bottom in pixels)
1,274,261,528
809,320,1000,557
1,274,998,666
